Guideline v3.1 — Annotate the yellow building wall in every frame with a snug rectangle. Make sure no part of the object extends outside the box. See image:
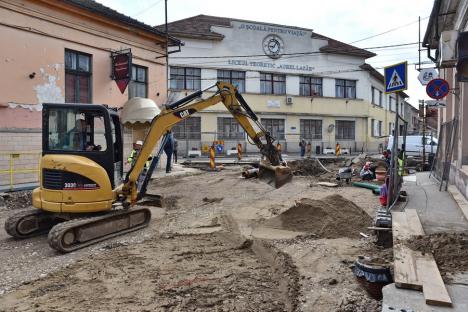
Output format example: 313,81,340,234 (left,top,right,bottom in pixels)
192,92,395,152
